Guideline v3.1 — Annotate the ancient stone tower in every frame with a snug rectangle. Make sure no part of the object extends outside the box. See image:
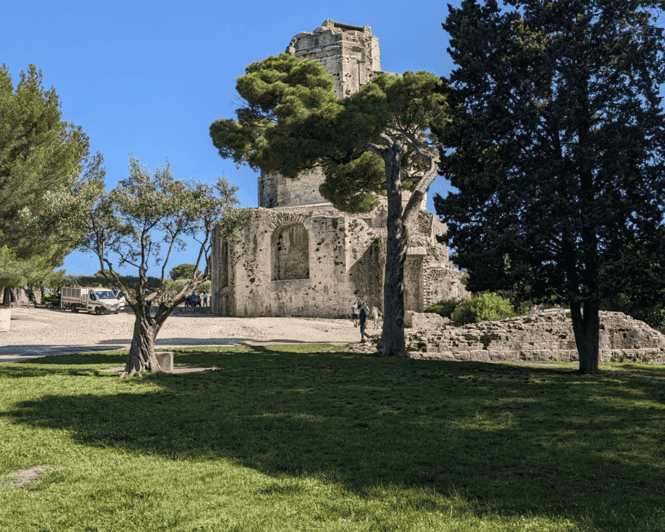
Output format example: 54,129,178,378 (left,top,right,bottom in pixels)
258,20,383,210
211,20,465,318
